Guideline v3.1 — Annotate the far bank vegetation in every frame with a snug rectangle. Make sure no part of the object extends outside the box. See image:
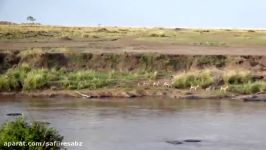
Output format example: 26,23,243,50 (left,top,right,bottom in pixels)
0,64,265,94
